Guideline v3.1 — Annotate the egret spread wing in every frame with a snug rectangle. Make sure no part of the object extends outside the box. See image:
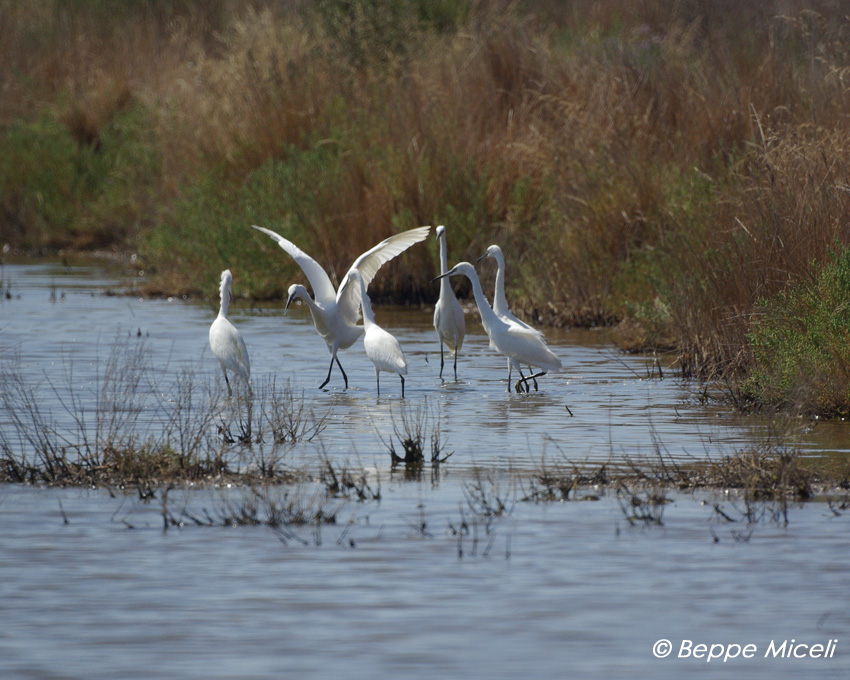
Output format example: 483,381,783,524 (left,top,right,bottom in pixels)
251,225,337,305
335,271,362,325
337,225,431,323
